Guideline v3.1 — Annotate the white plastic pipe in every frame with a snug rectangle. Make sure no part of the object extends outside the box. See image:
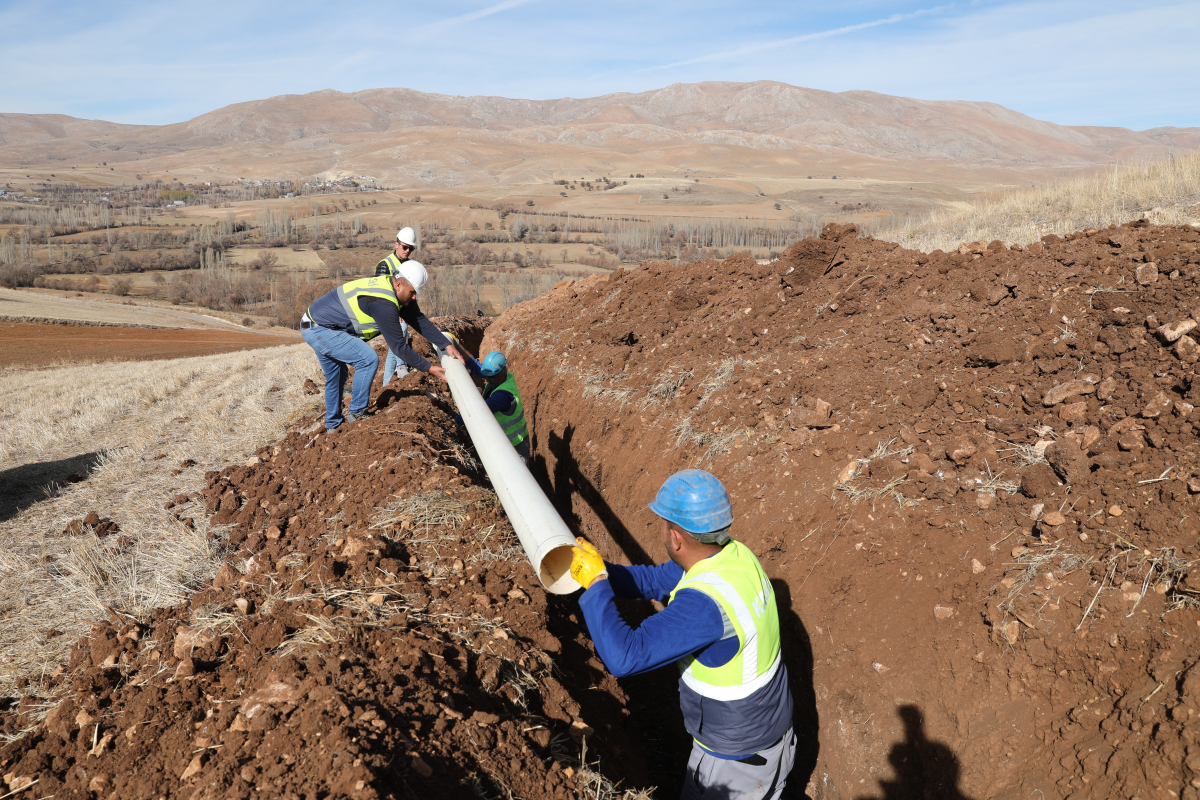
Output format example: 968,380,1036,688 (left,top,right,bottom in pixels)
436,343,580,594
